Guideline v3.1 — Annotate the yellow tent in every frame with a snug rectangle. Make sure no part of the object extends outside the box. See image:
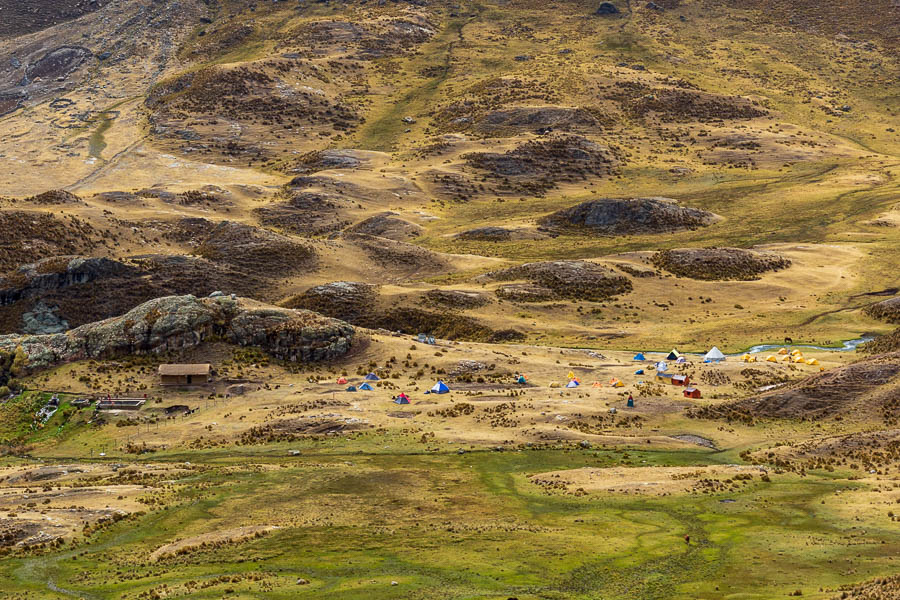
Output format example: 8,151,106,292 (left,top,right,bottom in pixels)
549,382,561,388
806,358,819,365
741,353,752,362
793,356,806,363
748,356,758,363
766,355,778,362
612,380,625,388
782,355,793,362
778,347,789,355
567,371,576,380
791,349,802,356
